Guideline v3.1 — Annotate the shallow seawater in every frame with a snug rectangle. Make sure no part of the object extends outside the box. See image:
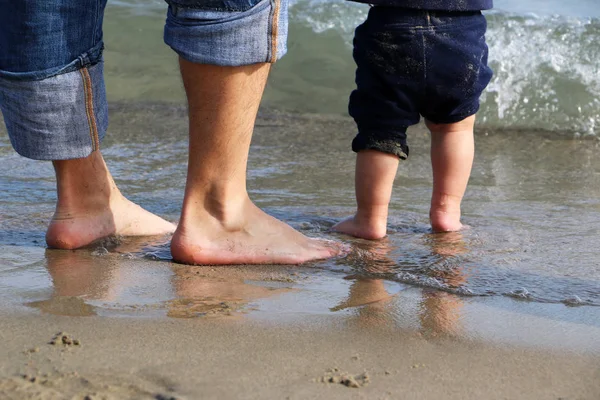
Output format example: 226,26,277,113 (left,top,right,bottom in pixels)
1,105,600,352
1,0,600,351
